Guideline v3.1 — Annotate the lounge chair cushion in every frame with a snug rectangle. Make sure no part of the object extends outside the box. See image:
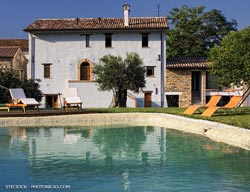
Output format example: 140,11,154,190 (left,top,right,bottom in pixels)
65,97,82,104
19,98,39,105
